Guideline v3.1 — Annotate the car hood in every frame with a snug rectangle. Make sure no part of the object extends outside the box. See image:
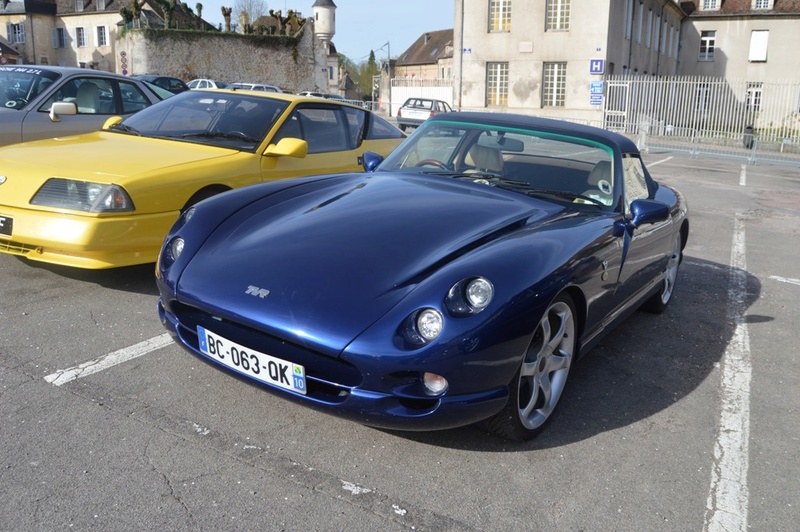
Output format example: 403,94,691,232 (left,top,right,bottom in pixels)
0,131,239,184
177,173,564,357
